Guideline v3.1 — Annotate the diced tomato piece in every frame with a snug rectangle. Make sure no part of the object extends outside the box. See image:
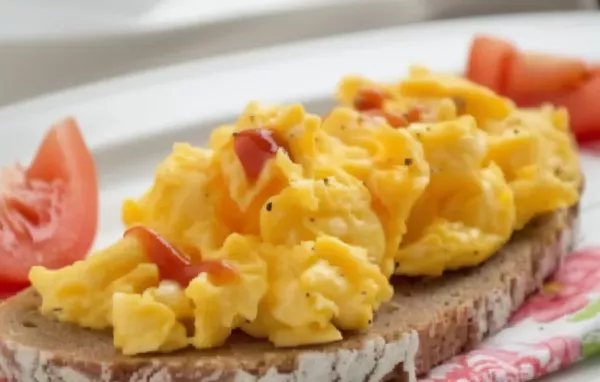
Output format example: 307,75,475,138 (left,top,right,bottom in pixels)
353,88,387,111
188,260,238,285
0,118,98,285
405,107,422,123
504,52,590,98
466,35,518,93
124,226,238,286
364,109,408,128
233,128,291,181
